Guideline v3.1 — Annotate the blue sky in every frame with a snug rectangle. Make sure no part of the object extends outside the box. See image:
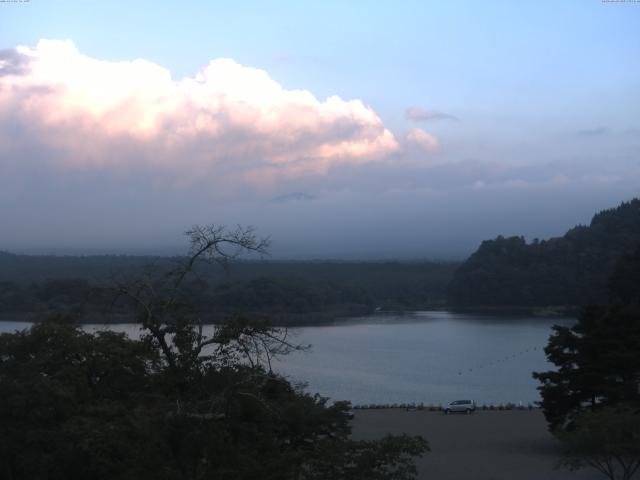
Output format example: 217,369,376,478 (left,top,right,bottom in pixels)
0,1,639,257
